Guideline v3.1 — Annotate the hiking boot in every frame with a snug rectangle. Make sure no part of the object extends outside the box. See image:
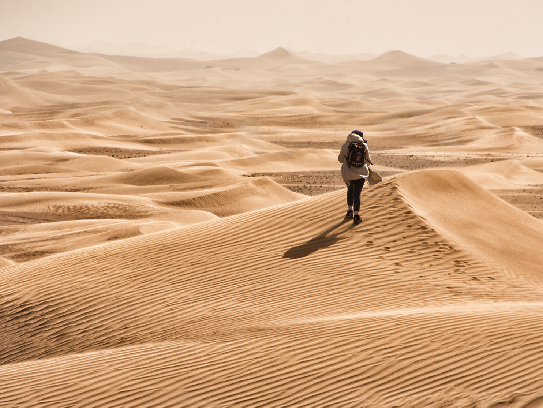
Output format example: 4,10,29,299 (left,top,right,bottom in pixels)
345,210,353,219
353,214,361,224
